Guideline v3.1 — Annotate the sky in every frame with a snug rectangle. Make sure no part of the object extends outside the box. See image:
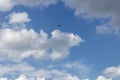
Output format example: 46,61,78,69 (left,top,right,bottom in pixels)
0,0,120,80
